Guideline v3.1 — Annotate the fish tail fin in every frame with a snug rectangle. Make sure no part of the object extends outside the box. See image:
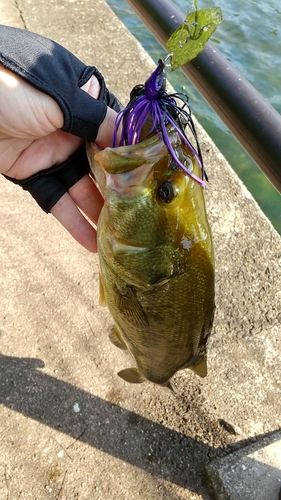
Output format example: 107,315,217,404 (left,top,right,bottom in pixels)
165,380,180,395
190,356,207,378
118,368,145,384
